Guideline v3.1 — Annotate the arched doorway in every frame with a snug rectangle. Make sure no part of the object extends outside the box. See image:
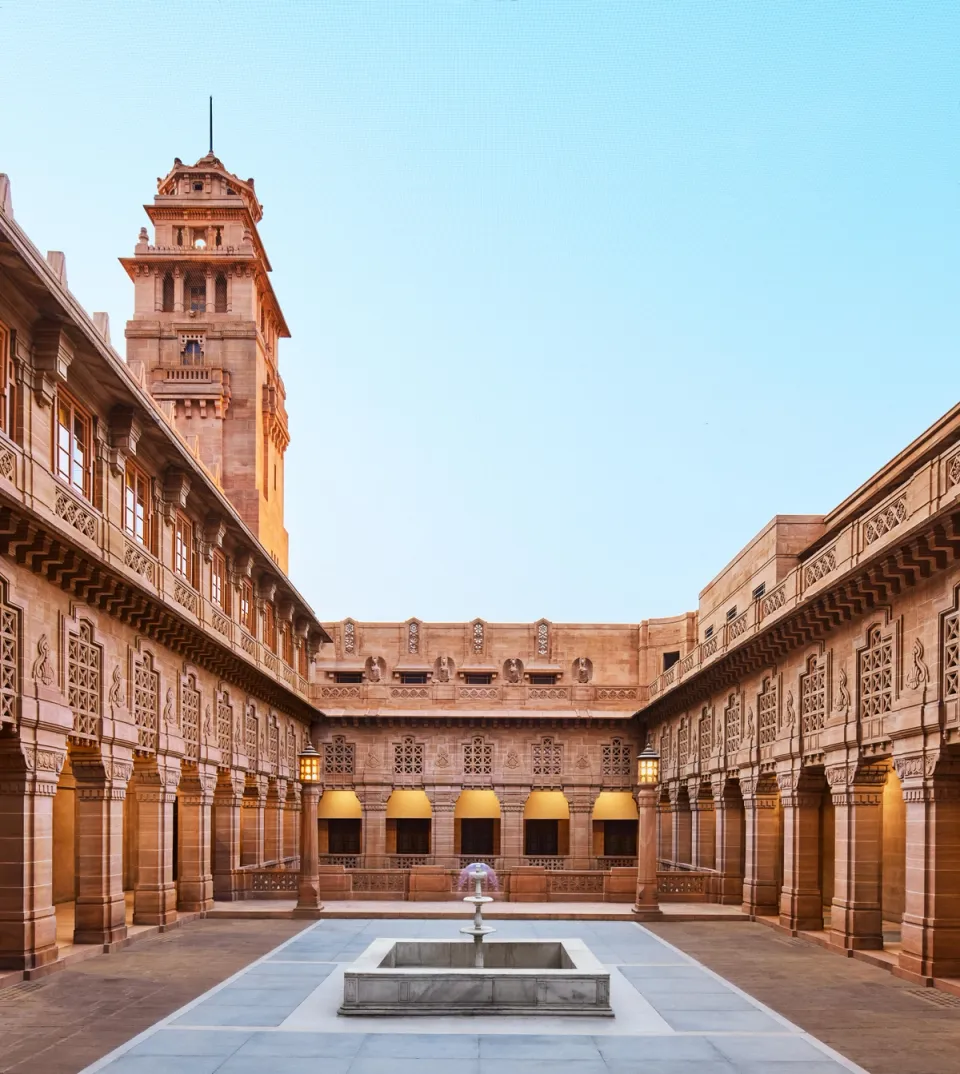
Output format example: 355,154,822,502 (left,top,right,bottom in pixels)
523,790,569,859
318,789,363,863
386,789,432,859
592,791,638,863
454,790,501,860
